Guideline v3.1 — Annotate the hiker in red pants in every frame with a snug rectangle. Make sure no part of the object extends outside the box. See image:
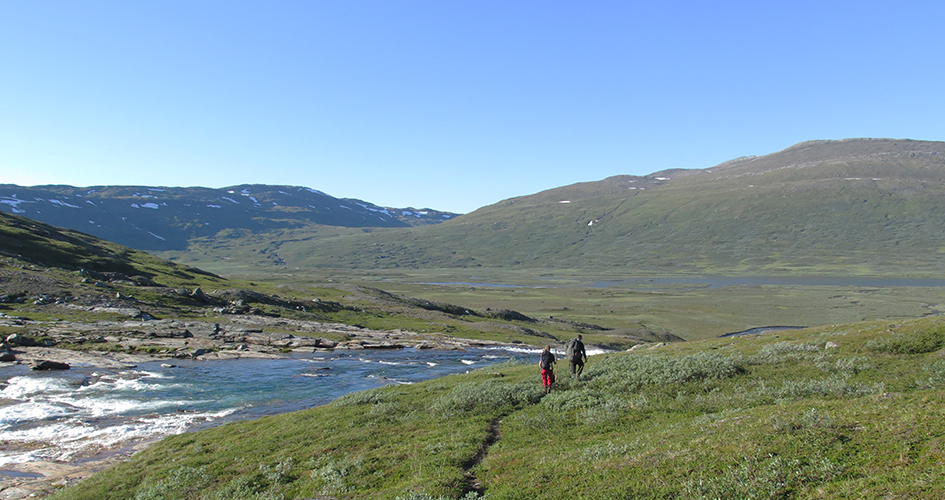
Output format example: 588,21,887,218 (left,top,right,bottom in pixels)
539,345,557,394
